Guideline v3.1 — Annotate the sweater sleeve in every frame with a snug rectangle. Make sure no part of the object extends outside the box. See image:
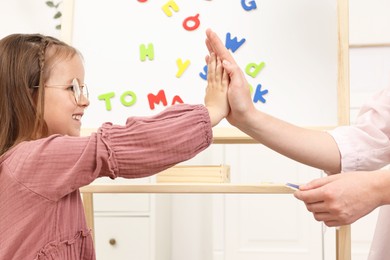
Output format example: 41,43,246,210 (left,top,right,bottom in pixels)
5,104,212,201
329,87,390,172
98,103,213,179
